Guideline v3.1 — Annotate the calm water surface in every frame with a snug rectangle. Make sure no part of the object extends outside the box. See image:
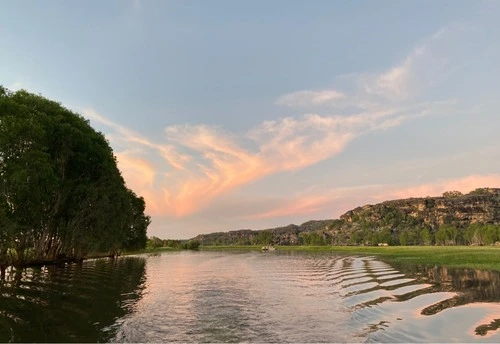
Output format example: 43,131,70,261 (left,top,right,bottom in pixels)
0,250,499,342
